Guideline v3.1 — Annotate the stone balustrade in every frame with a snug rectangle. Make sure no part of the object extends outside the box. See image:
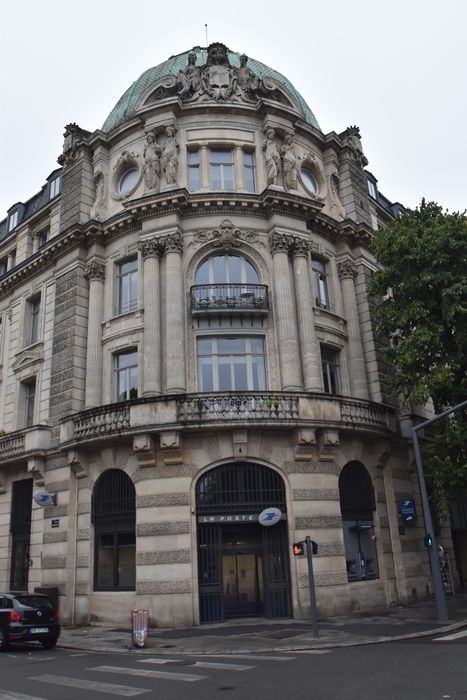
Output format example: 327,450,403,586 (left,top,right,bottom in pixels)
60,393,397,445
0,431,26,461
72,403,131,440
